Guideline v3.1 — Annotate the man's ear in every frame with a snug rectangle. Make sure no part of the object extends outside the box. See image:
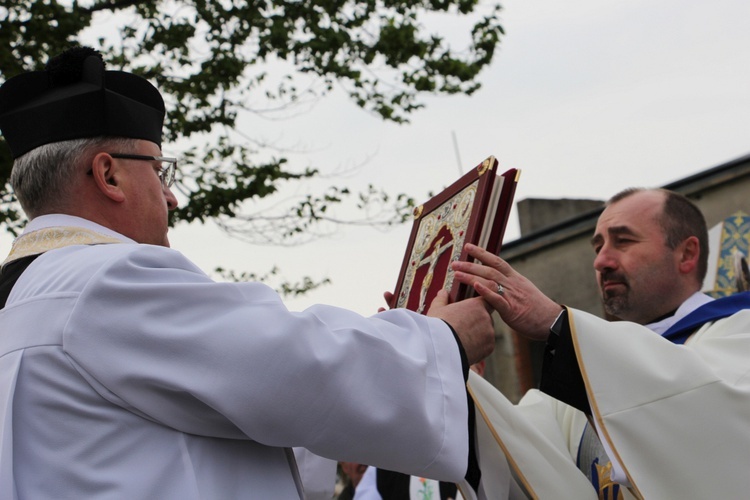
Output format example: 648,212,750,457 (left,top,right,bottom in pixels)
678,236,700,275
90,152,125,202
